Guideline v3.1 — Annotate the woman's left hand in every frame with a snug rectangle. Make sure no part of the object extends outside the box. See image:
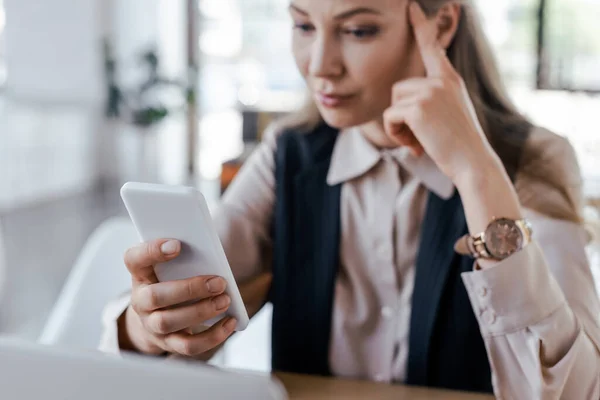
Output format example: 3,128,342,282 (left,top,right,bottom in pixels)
383,2,498,184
